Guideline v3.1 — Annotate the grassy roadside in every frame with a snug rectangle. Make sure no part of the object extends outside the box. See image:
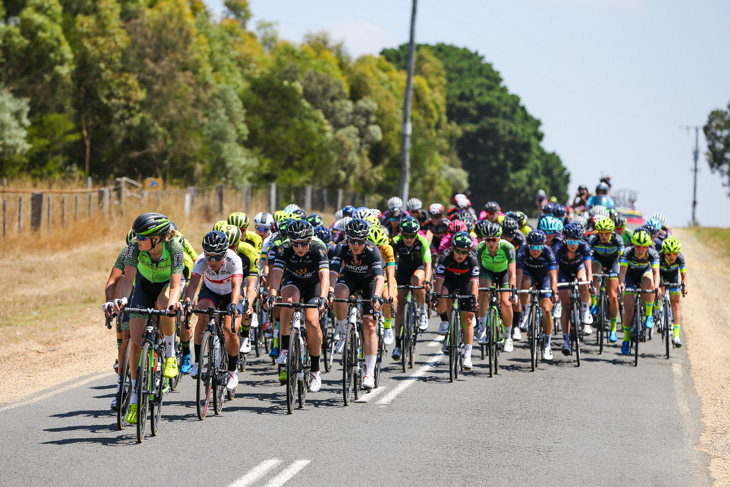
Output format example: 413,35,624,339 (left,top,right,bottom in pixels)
684,227,730,261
